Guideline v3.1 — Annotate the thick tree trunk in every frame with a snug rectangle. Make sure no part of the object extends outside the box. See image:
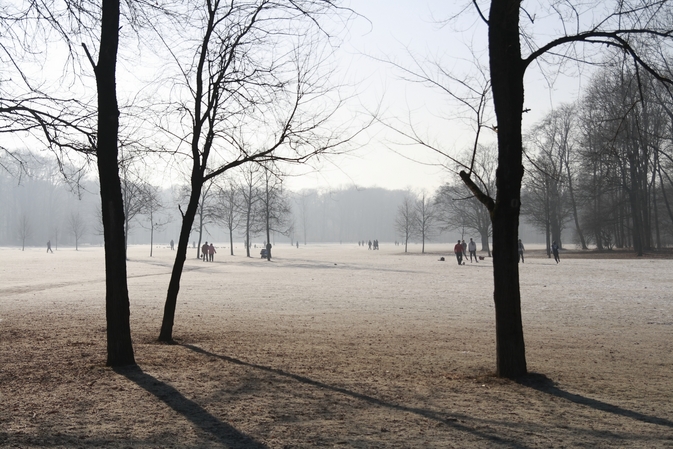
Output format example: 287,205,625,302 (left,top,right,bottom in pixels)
487,0,527,378
159,180,203,342
97,0,135,366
